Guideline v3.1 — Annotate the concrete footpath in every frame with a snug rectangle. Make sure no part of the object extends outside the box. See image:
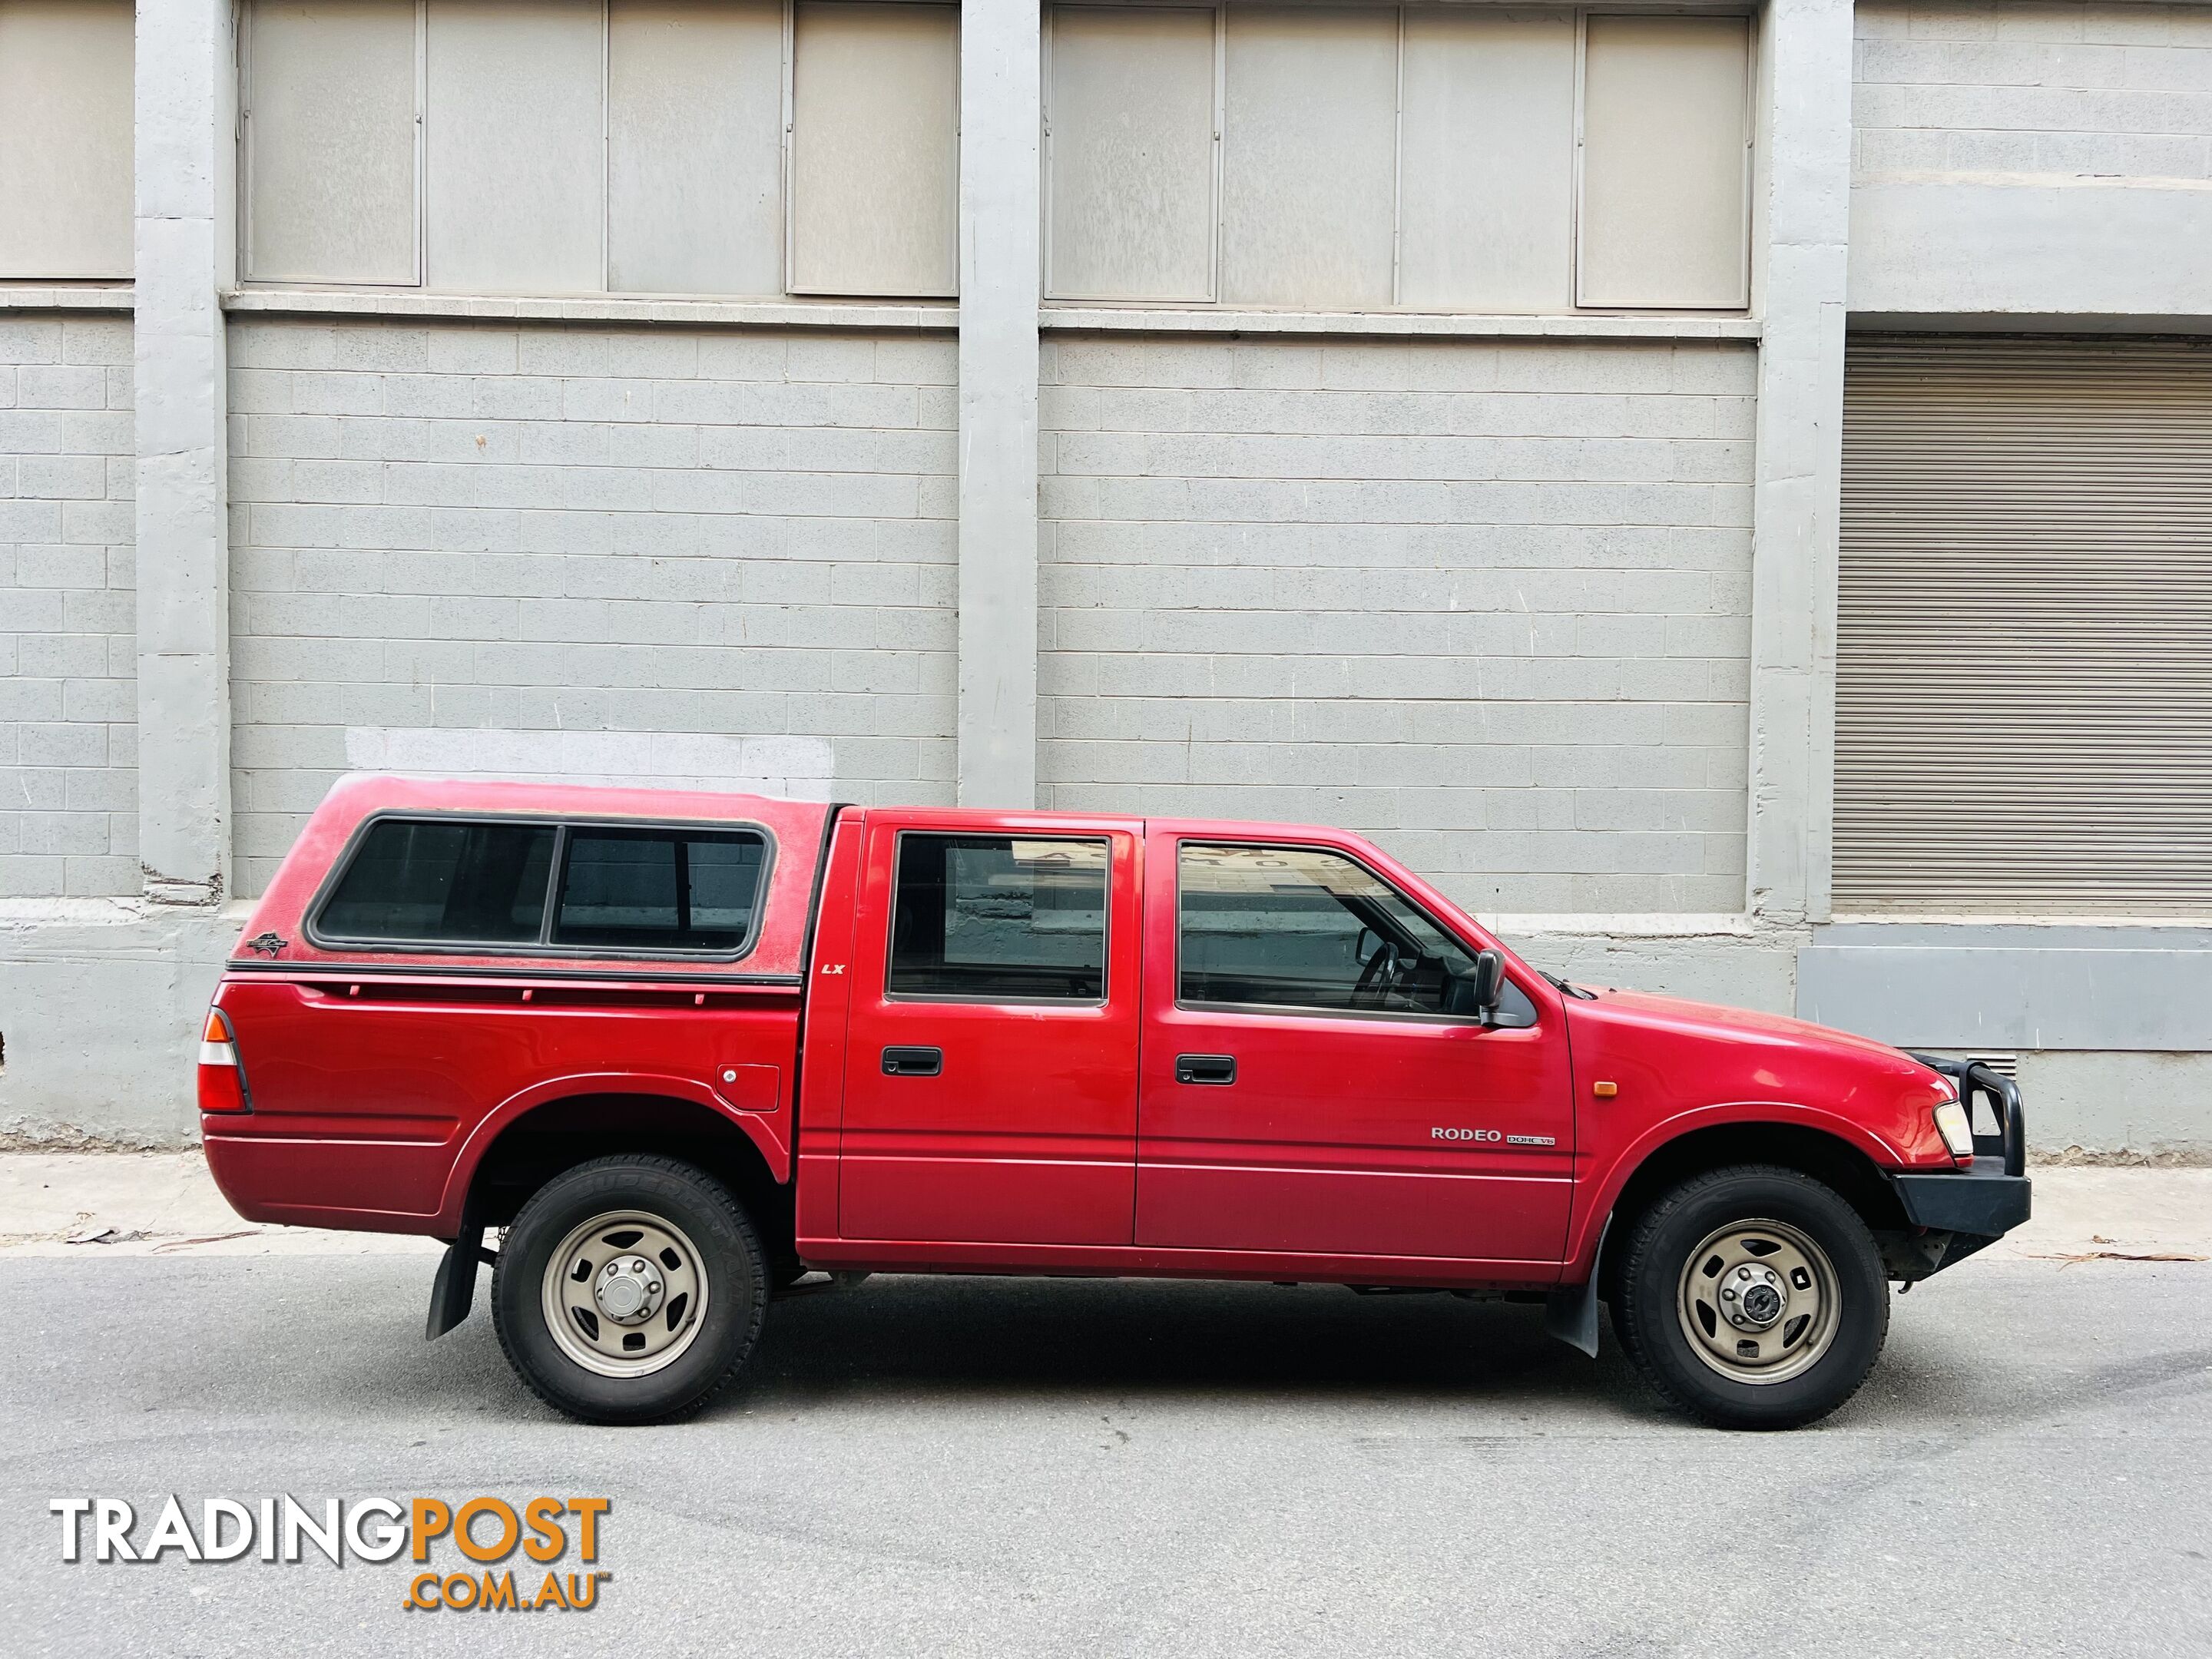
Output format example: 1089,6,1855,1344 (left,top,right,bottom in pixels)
2,1150,2206,1261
